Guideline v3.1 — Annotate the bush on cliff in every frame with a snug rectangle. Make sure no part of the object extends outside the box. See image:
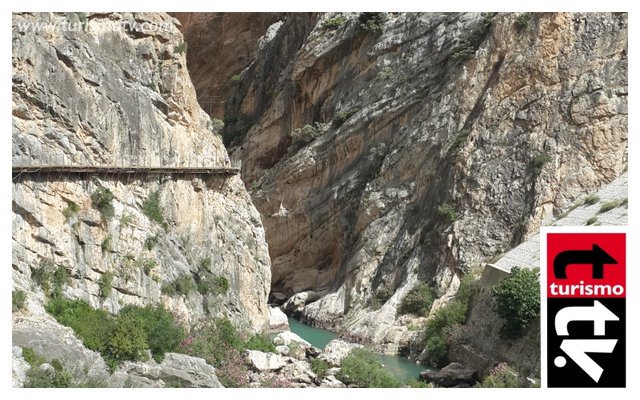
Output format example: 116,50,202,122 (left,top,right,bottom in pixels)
338,348,400,388
399,283,435,317
142,190,165,226
491,266,540,339
422,274,479,366
180,318,251,387
358,13,387,35
91,186,115,220
46,298,184,370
